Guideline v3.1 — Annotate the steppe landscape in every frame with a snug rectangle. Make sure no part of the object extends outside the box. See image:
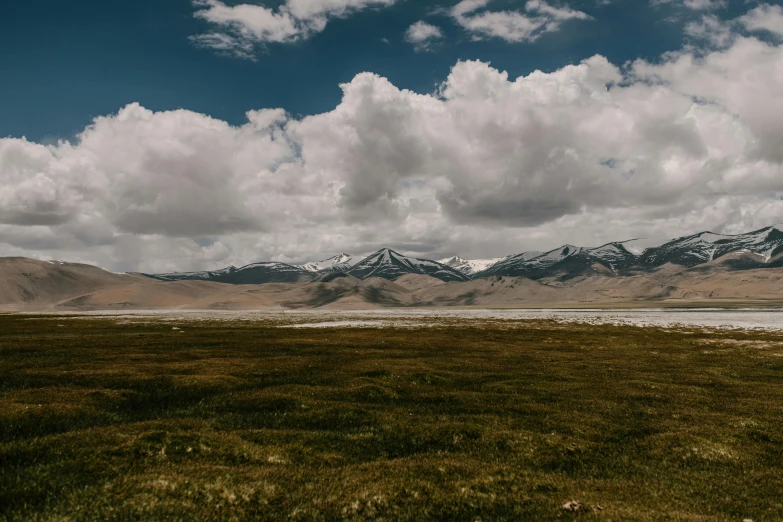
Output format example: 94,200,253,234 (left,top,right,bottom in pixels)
4,246,783,520
3,311,783,521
